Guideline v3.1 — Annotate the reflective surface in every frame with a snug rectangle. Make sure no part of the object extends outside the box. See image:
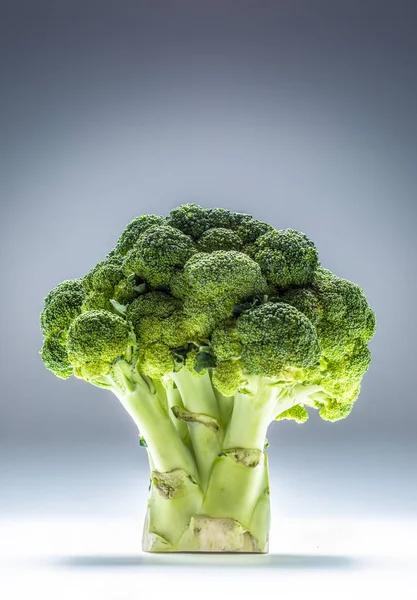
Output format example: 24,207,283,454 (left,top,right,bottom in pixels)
1,441,416,599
